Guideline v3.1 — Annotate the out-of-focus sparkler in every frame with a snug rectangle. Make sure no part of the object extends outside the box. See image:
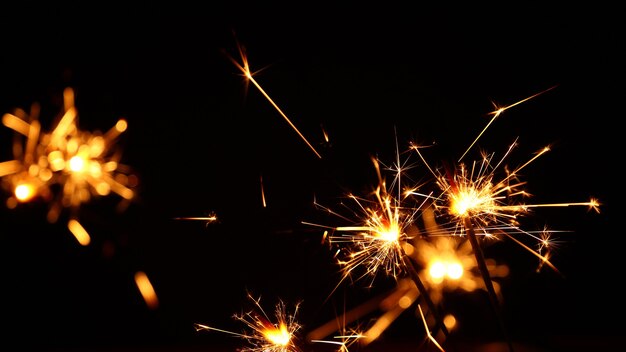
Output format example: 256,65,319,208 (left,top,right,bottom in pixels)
195,292,302,352
1,88,137,244
415,208,509,305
